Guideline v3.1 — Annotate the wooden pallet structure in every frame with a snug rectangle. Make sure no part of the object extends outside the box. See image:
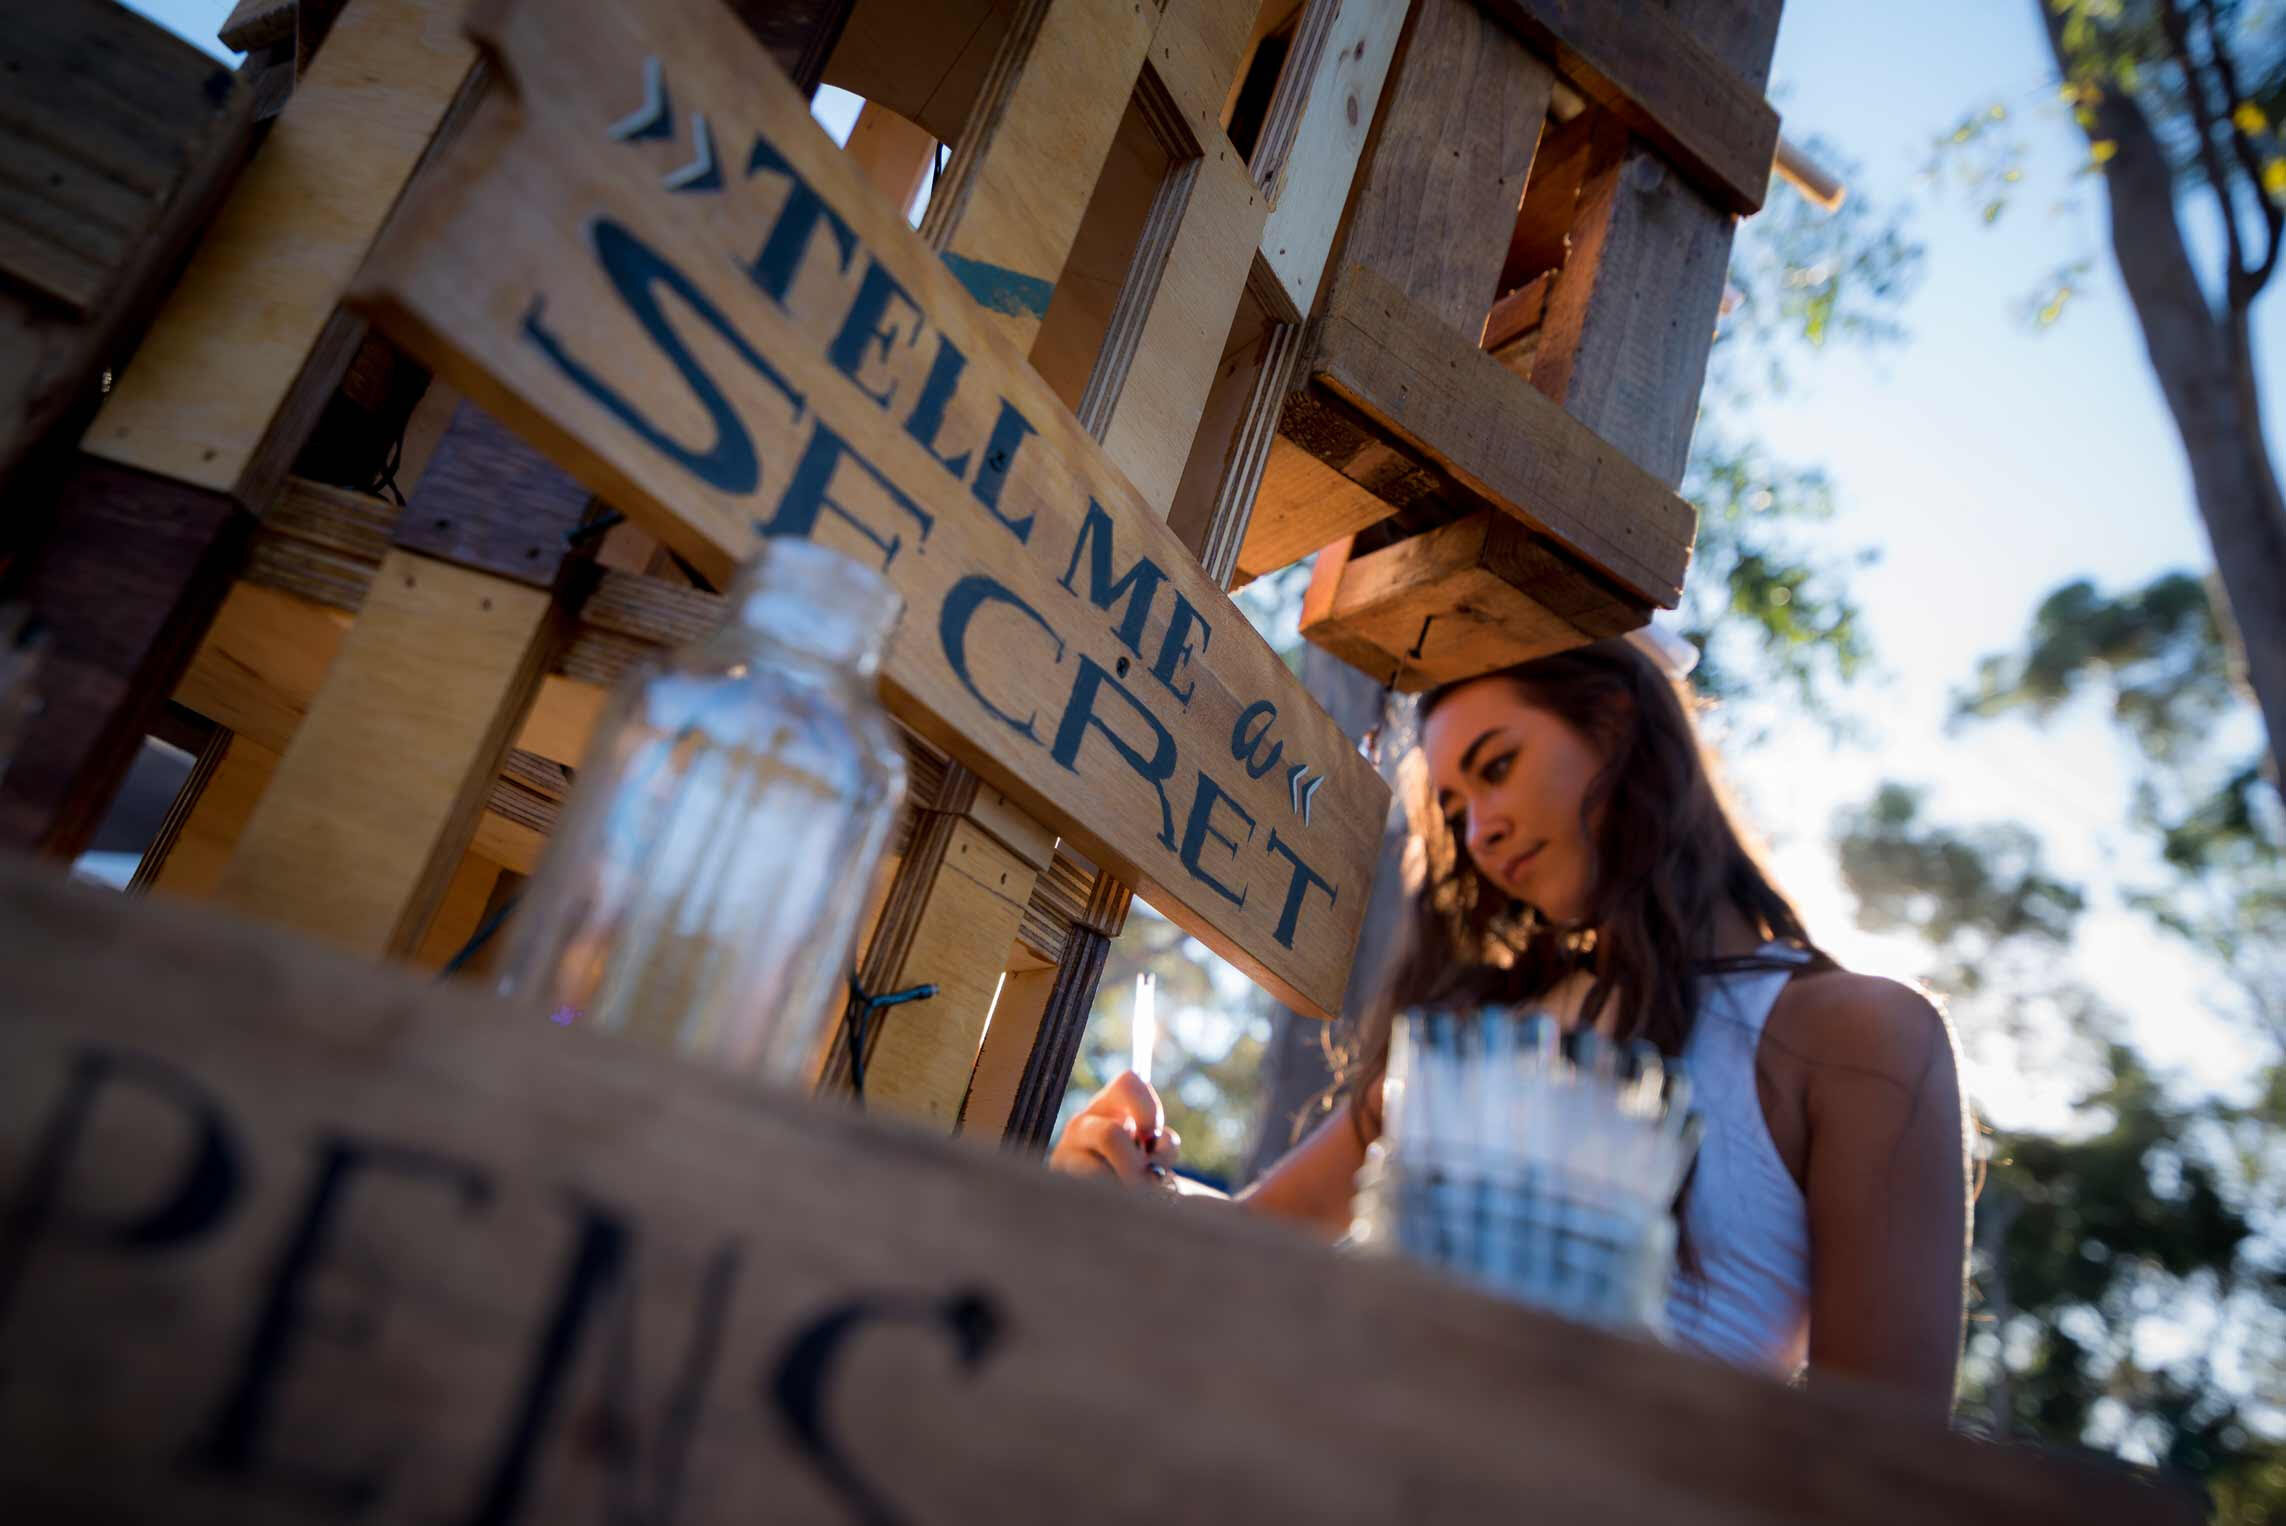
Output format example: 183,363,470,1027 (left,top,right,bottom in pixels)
1,0,1771,1124
0,0,2214,1518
